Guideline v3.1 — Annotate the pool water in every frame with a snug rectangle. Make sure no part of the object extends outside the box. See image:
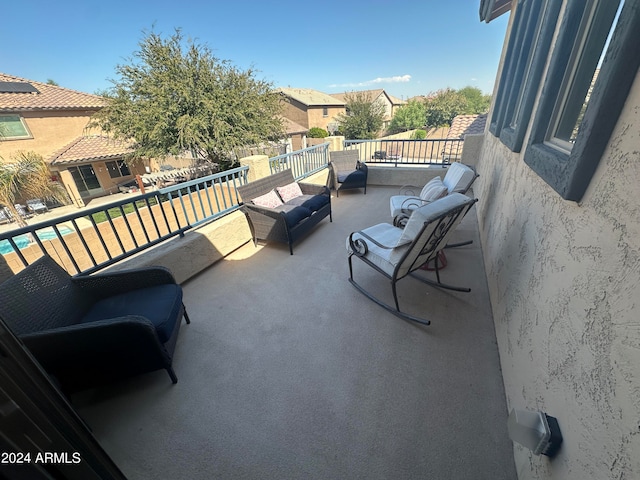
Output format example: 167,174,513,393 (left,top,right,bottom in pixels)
0,226,74,255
